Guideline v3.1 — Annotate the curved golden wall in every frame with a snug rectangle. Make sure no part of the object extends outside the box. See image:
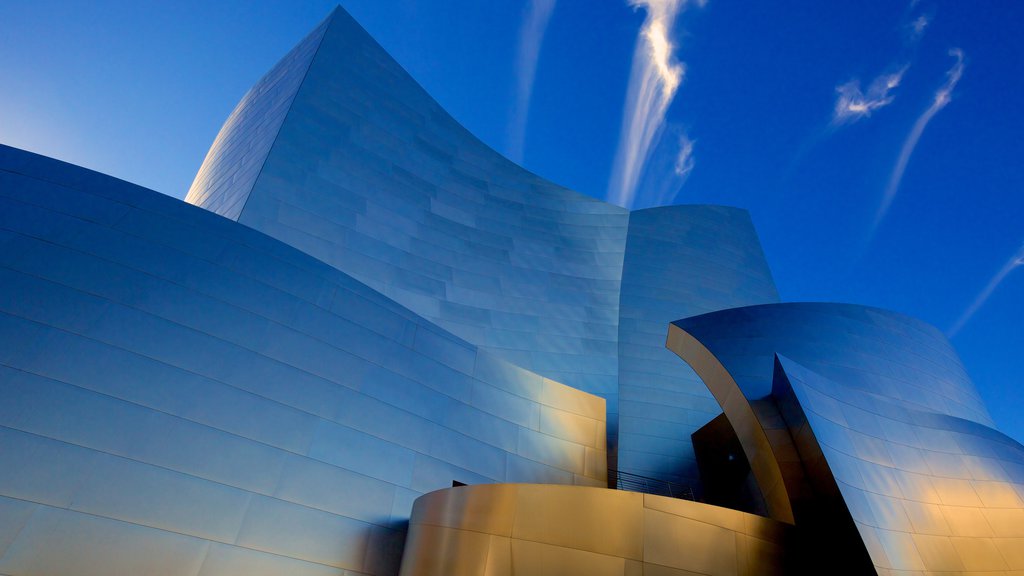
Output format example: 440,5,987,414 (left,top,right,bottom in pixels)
400,484,791,576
